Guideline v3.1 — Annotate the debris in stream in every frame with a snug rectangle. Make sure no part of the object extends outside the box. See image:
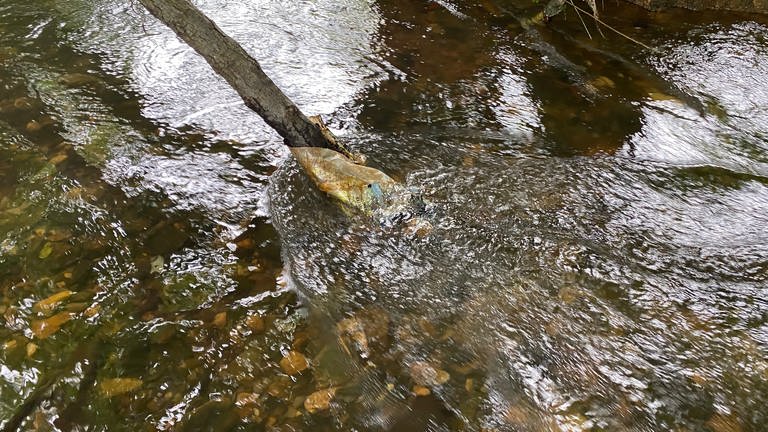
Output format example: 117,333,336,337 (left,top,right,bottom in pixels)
149,255,164,274
290,146,431,235
528,0,566,25
290,147,398,213
336,308,391,360
37,242,54,259
337,317,370,358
